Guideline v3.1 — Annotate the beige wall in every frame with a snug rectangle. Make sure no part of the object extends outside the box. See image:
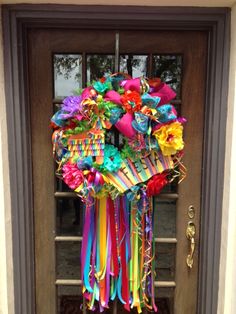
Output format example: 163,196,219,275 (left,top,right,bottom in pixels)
0,2,236,314
218,3,236,314
1,0,235,6
0,7,14,314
